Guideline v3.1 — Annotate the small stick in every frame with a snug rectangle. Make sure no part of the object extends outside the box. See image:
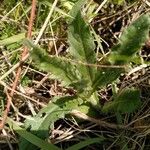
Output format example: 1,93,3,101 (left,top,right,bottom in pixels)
0,0,37,129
